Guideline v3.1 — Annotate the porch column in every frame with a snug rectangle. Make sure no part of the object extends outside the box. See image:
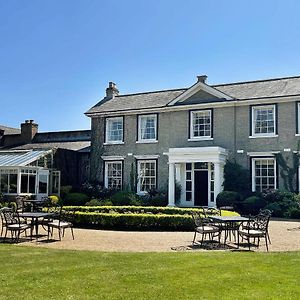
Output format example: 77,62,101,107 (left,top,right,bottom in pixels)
214,162,224,202
175,163,181,182
168,162,176,207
